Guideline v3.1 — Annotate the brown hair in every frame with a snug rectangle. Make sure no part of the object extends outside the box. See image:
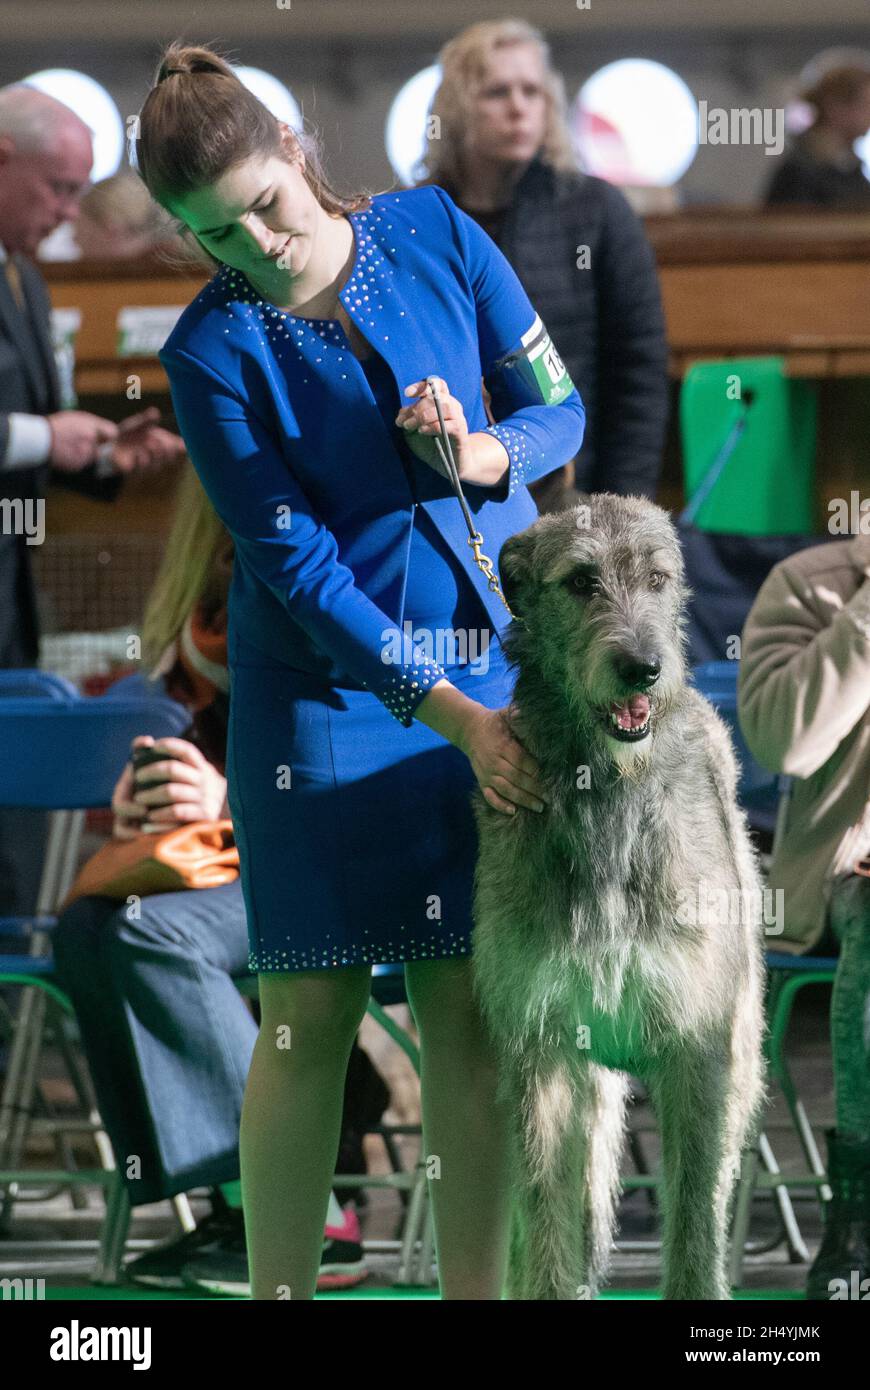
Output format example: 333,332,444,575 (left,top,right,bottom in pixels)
421,18,577,193
134,41,373,270
803,64,870,119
